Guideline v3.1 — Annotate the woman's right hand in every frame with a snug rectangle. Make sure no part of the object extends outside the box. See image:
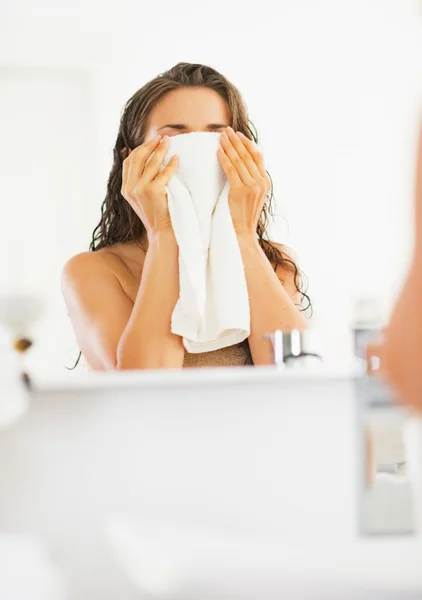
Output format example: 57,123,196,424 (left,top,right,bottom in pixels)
121,135,179,236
